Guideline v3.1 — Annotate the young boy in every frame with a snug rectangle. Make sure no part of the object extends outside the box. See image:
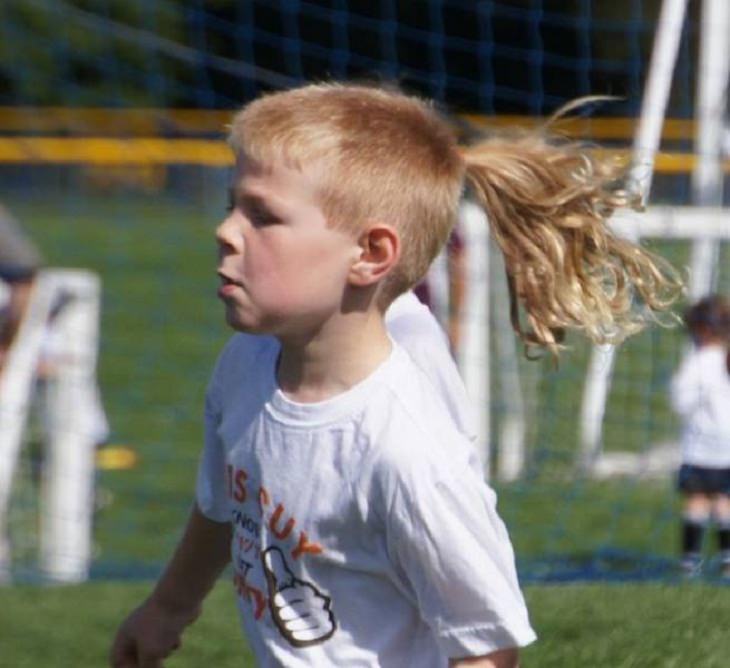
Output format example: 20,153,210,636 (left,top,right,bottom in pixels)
111,83,681,667
670,295,730,576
